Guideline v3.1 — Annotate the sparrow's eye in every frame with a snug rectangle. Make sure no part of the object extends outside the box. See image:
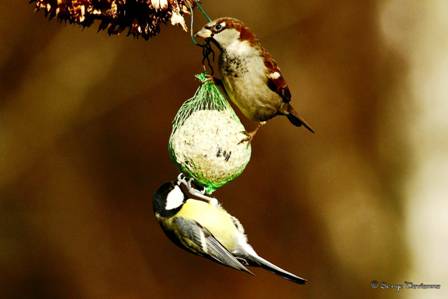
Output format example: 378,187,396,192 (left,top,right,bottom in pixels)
214,23,224,31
